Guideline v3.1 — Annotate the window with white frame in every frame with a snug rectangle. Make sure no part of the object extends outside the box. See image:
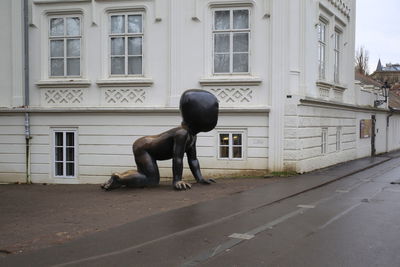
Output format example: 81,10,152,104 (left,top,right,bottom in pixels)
334,30,341,83
336,127,342,151
321,128,328,154
218,132,243,159
109,13,143,76
49,16,81,77
53,129,77,178
317,20,327,80
213,8,250,74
